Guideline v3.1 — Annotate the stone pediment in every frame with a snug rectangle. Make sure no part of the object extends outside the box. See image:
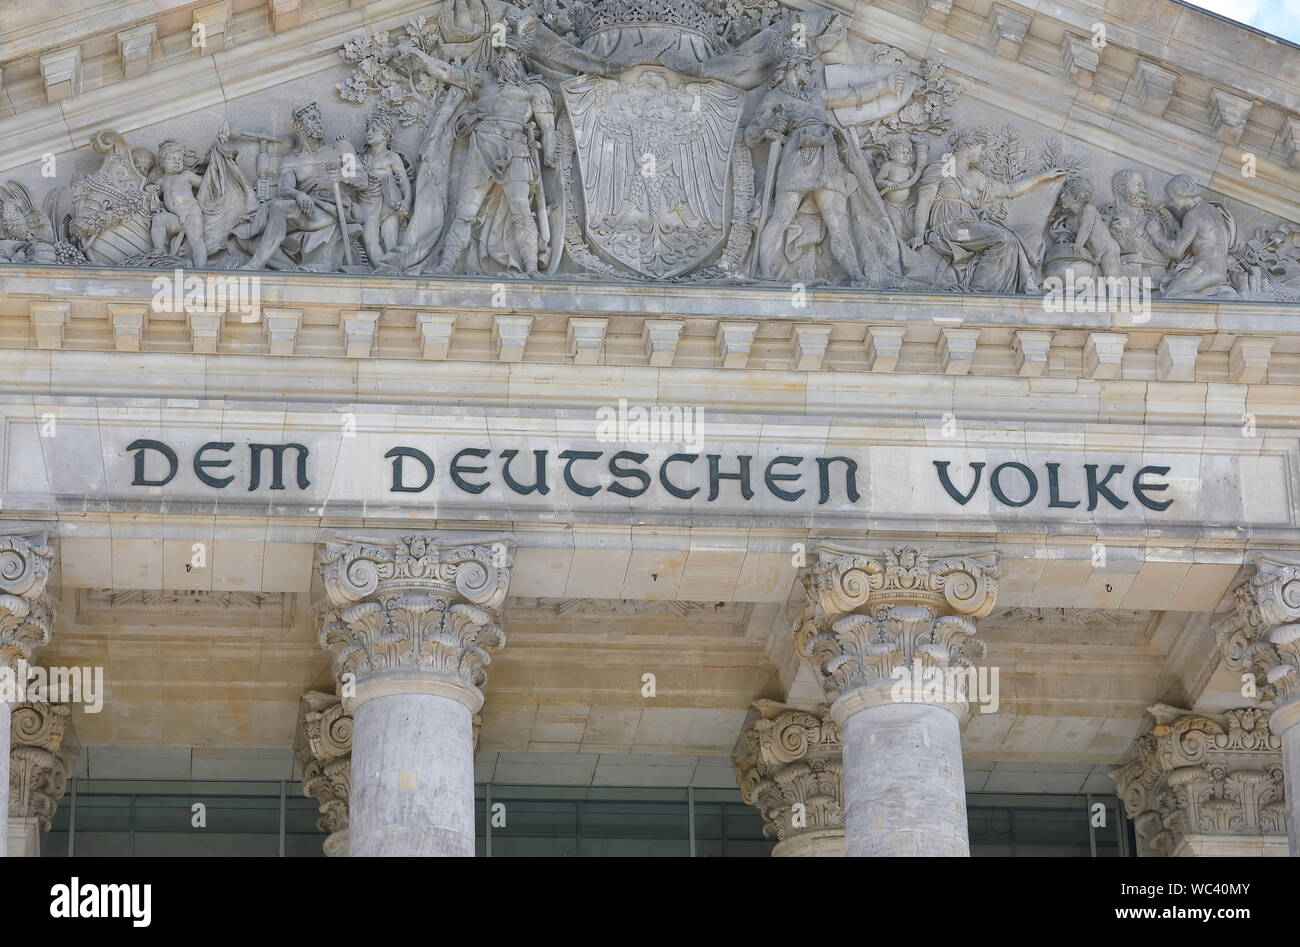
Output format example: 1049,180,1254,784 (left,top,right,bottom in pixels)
0,0,1296,302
